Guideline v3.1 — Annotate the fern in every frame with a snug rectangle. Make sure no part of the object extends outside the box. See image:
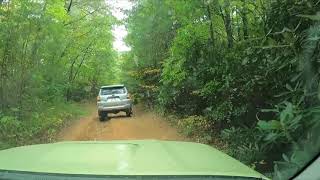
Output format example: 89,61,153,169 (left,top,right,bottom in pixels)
272,21,320,180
